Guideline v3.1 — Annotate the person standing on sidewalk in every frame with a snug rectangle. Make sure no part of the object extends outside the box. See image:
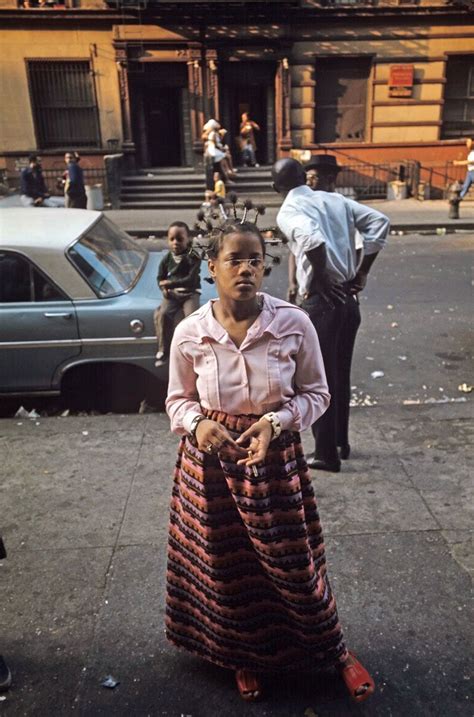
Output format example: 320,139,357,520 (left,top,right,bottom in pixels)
453,137,474,200
64,151,87,209
287,156,364,303
273,157,390,472
165,219,375,704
